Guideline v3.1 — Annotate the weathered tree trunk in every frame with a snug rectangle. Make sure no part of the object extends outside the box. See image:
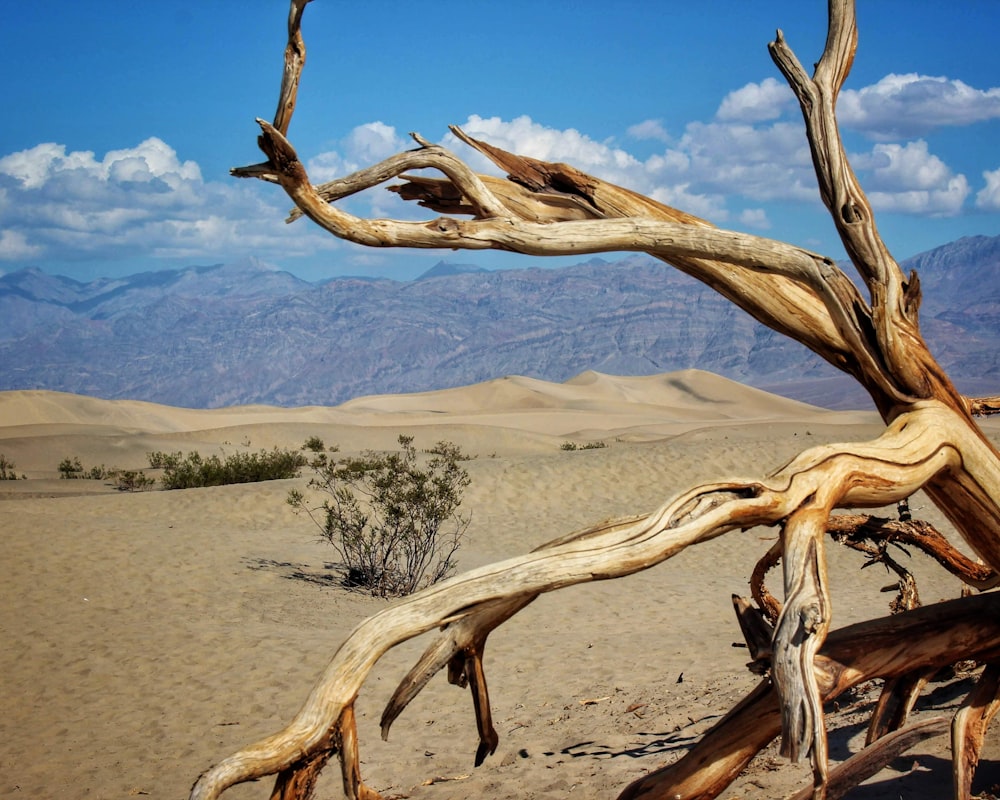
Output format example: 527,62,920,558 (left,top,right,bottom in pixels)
190,2,1000,798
